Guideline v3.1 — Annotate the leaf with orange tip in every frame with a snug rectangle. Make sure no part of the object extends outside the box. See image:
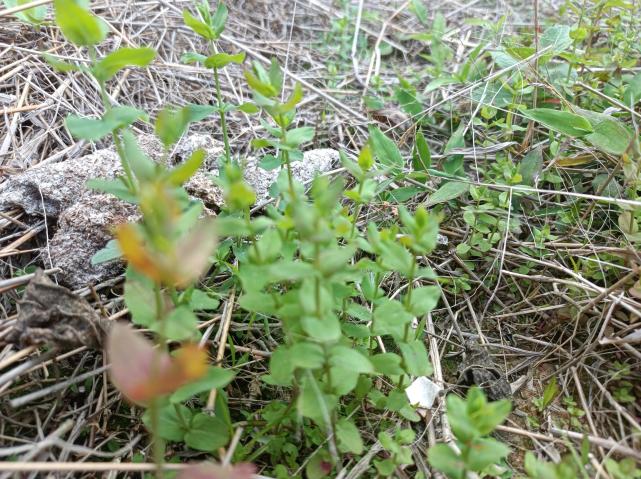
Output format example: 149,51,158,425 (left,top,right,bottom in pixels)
177,463,256,479
107,323,208,404
115,223,164,283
